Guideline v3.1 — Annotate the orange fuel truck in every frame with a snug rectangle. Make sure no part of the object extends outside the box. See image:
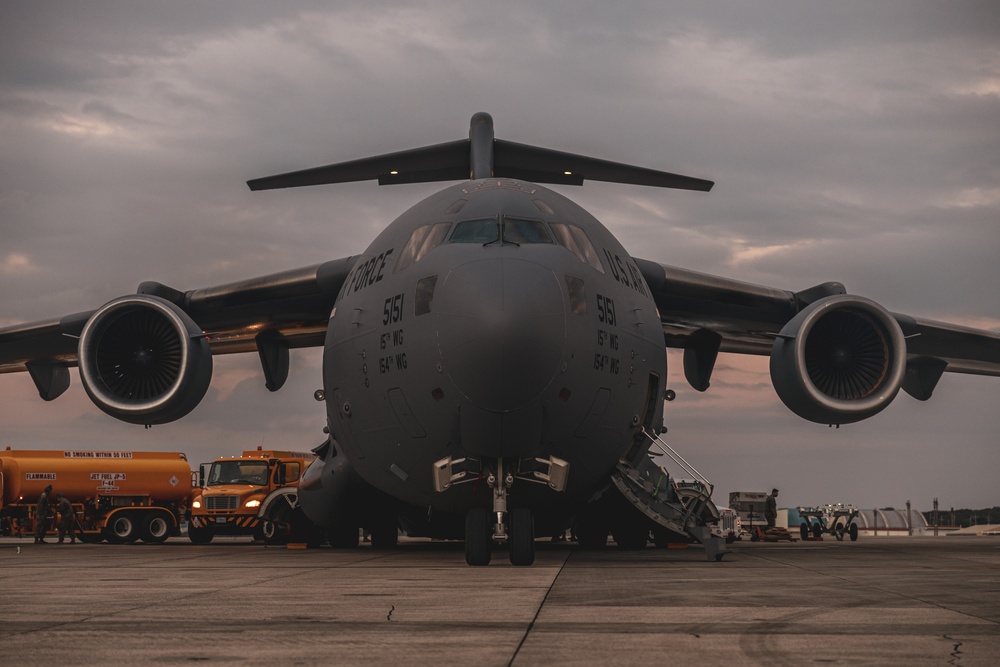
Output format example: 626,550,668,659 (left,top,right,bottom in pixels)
188,448,318,545
0,447,195,543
